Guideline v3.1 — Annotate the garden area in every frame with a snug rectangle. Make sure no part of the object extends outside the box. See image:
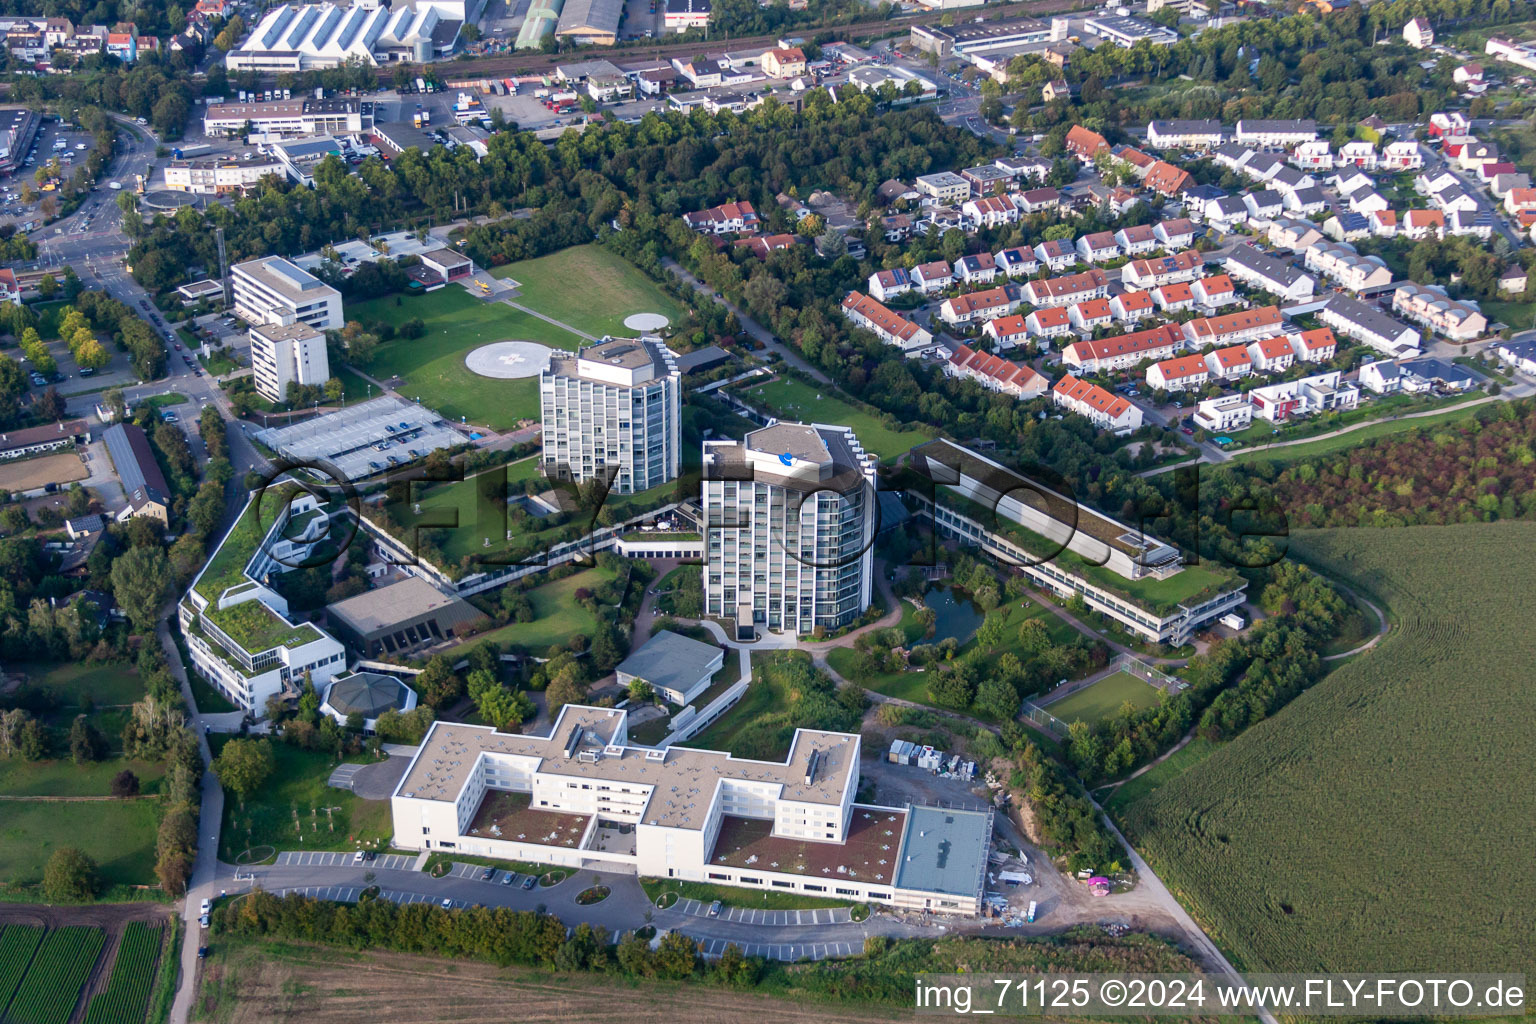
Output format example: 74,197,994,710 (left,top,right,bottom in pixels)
0,801,160,891
491,245,686,338
738,376,929,462
471,566,620,653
